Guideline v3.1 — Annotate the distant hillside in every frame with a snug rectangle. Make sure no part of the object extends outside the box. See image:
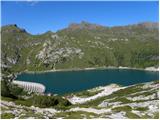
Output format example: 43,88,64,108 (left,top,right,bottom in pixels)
1,22,159,73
